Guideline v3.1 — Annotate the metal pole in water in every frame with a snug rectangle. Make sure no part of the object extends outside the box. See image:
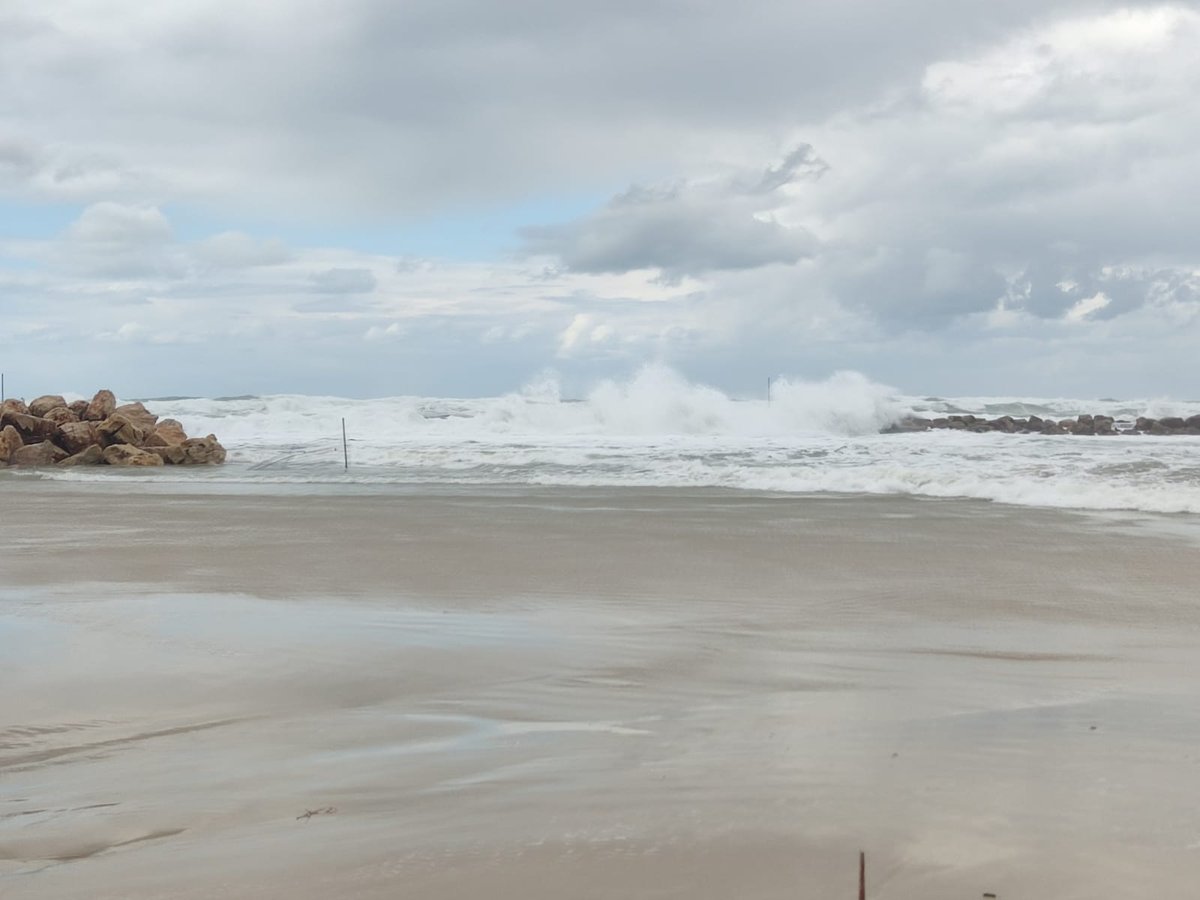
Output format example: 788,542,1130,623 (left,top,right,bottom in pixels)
767,375,772,406
342,417,348,471
858,851,866,900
